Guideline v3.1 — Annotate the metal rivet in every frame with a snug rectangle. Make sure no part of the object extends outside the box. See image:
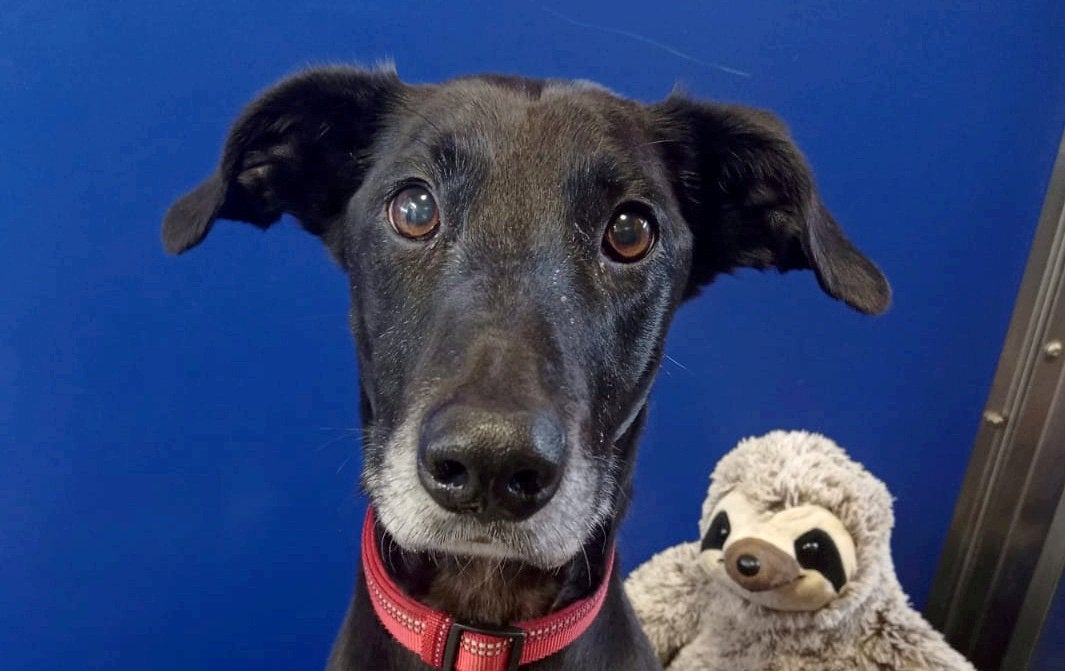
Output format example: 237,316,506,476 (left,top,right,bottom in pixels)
1044,340,1063,359
983,410,1007,427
